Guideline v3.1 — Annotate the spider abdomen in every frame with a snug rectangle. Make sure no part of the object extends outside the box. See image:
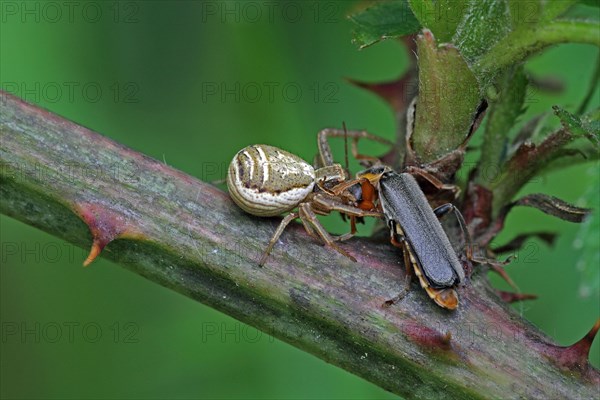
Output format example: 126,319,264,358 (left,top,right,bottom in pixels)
227,144,315,216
